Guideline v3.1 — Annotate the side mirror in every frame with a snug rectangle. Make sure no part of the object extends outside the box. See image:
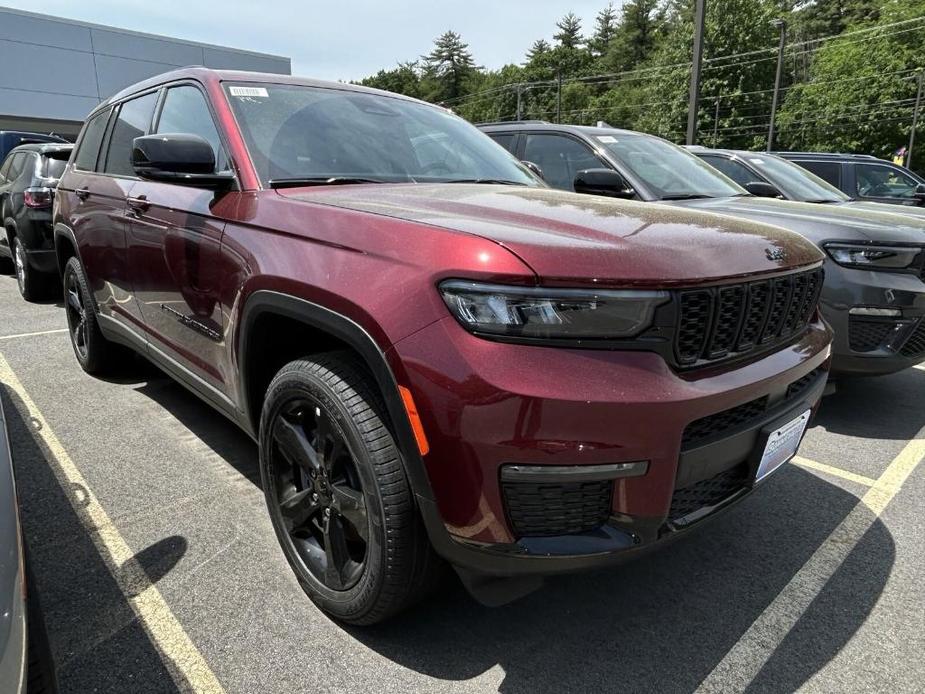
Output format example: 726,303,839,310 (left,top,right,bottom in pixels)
573,168,634,199
132,134,234,189
744,181,783,198
914,183,925,205
521,160,545,181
